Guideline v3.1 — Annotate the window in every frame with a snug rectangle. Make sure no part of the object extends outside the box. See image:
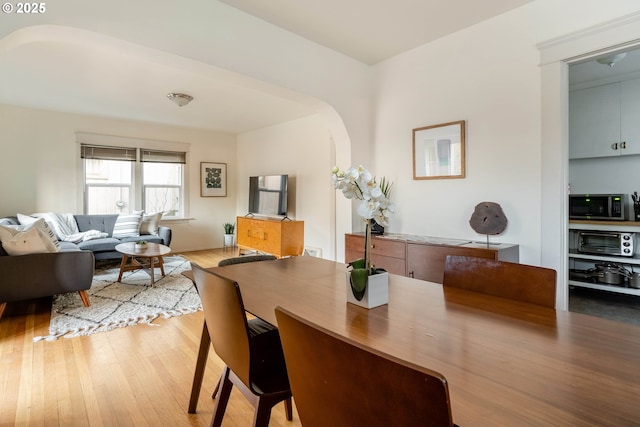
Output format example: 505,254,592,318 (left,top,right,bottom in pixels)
81,144,186,218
